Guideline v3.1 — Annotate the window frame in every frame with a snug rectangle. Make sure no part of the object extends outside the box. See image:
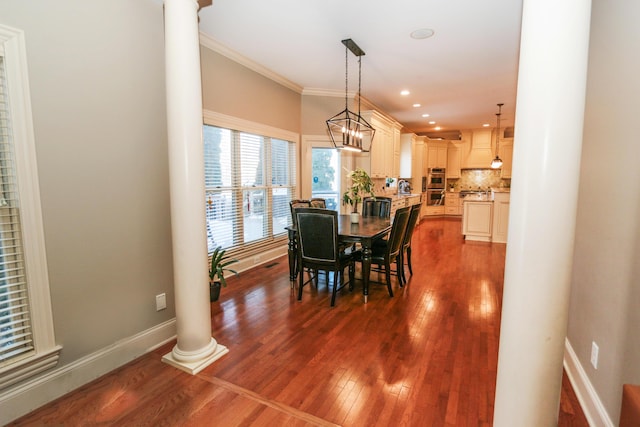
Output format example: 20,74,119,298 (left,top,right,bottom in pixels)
203,110,298,257
0,24,60,389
